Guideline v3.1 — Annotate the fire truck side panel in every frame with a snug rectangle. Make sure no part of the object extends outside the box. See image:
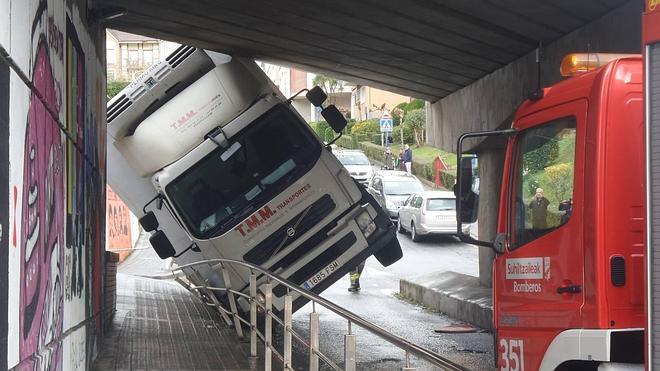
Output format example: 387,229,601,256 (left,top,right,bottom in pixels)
602,59,645,330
